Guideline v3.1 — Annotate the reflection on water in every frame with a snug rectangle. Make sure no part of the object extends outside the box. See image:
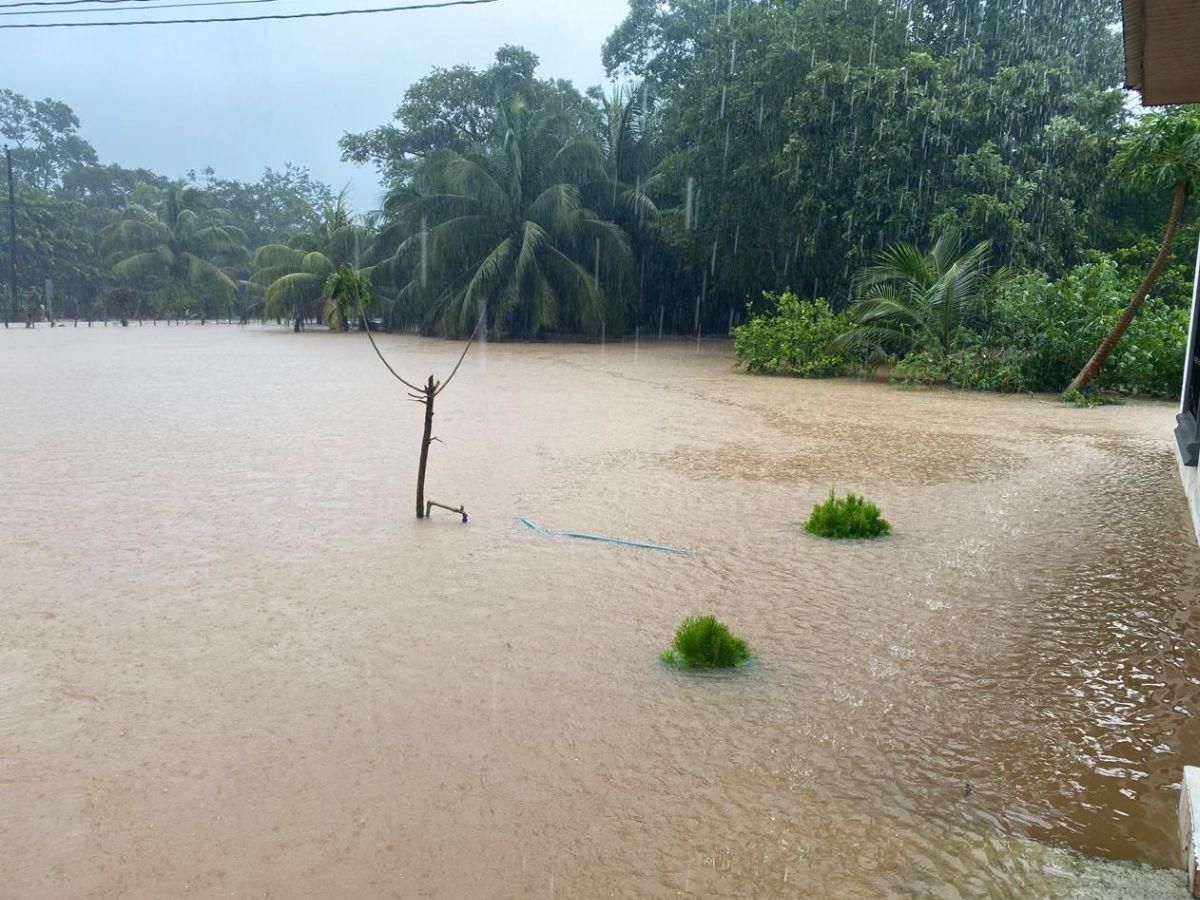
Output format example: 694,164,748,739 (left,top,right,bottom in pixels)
1,325,1197,897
